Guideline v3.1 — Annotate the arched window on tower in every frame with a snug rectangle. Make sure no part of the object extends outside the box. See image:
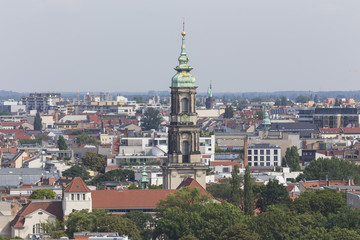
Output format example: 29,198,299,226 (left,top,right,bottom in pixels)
182,141,189,163
182,98,189,113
